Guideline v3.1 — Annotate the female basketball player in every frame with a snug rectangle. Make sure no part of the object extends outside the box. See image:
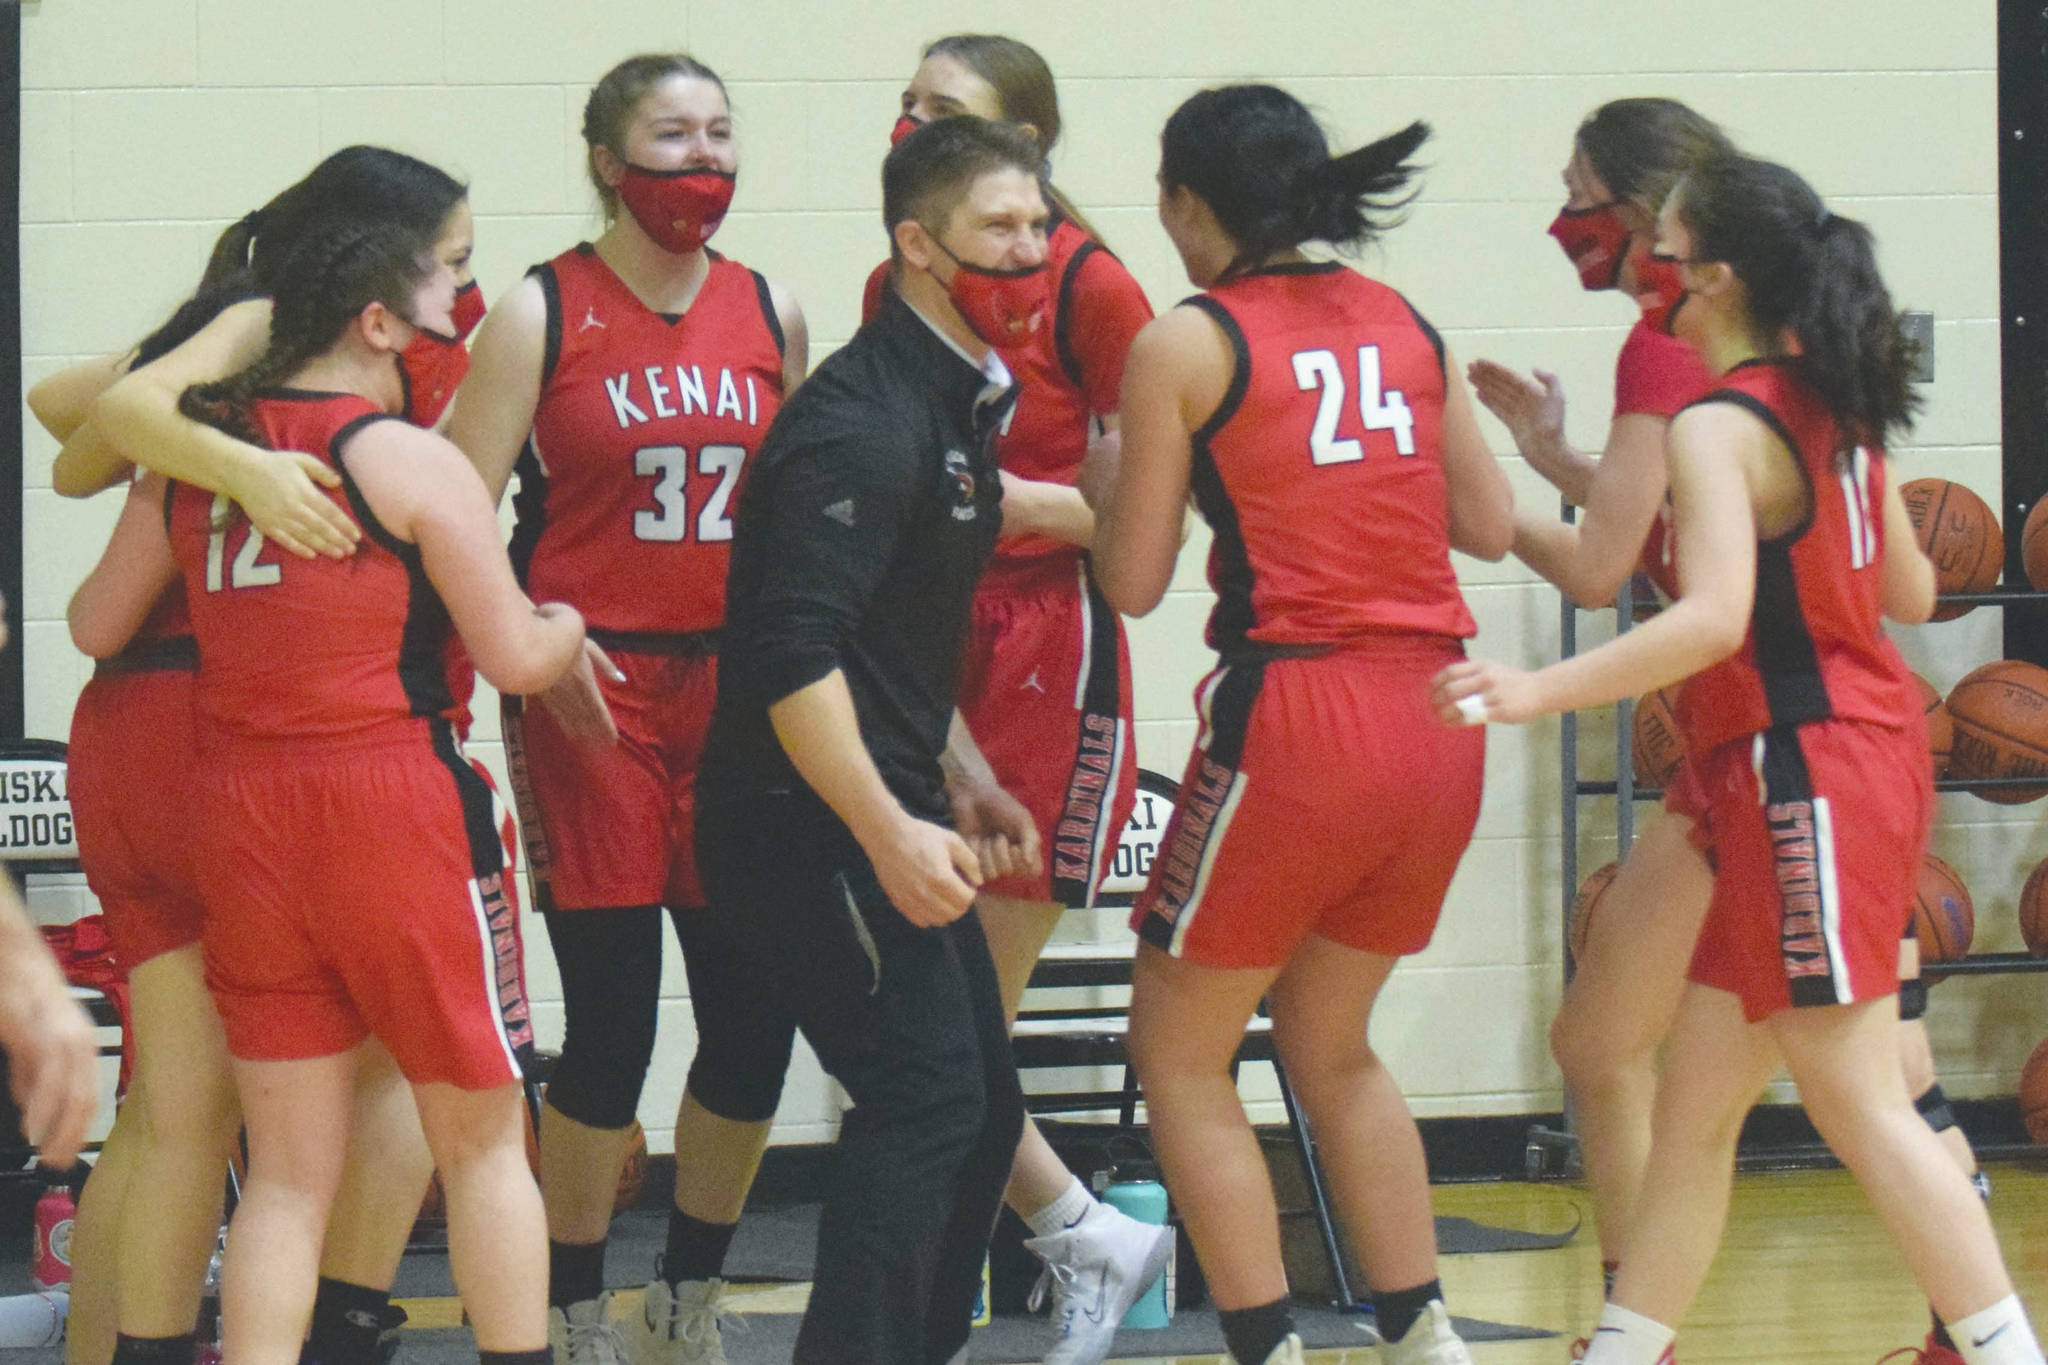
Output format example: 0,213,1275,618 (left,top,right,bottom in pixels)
1434,155,2044,1365
1470,102,1985,1358
868,36,1166,1360
1098,86,1514,1365
66,206,584,1365
445,52,805,1362
43,147,488,1365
